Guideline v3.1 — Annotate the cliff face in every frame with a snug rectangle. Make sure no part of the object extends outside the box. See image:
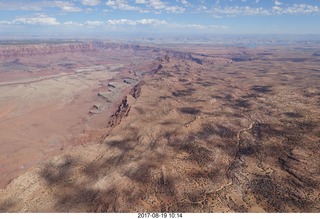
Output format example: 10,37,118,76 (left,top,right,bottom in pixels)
108,96,131,127
108,81,145,127
0,42,157,58
0,41,228,65
0,41,231,66
0,43,96,58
